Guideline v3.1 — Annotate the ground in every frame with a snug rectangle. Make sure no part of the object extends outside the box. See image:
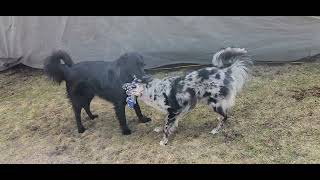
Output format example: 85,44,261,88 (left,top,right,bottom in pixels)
0,62,320,164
